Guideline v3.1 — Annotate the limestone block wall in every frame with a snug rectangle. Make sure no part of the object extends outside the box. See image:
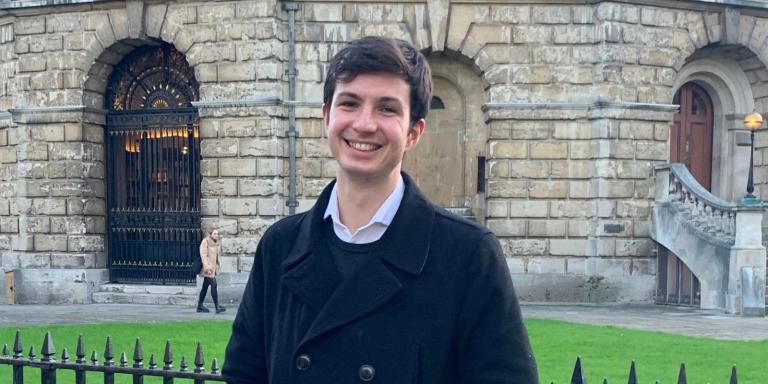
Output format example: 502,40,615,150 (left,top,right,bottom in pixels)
2,0,768,303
